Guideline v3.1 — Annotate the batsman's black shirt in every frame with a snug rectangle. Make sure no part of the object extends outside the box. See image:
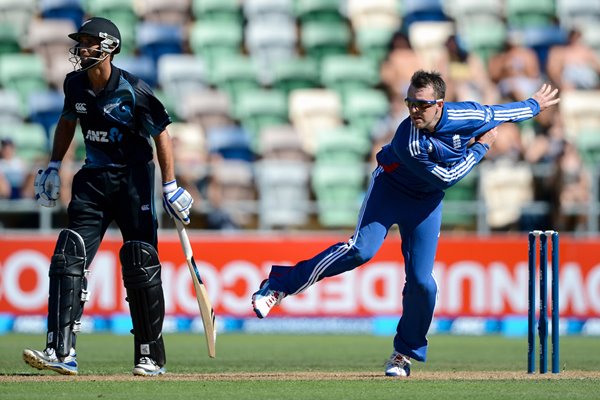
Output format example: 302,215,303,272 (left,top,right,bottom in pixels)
61,64,171,168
